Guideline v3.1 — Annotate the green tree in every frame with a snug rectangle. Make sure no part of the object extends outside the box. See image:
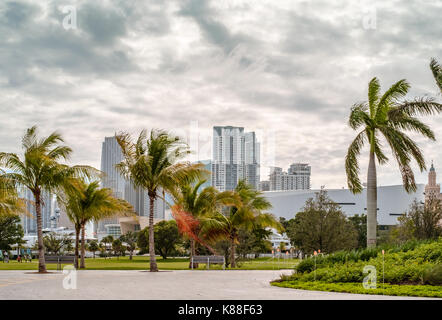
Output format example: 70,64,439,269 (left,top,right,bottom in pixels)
139,220,182,259
115,129,203,271
170,179,237,268
345,78,442,247
210,180,282,268
430,58,442,92
88,240,99,259
0,126,95,272
394,199,442,241
236,227,272,258
291,189,358,254
280,218,297,247
0,214,25,251
101,235,114,258
43,233,71,256
348,214,367,248
112,239,123,259
58,179,133,268
120,231,138,260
